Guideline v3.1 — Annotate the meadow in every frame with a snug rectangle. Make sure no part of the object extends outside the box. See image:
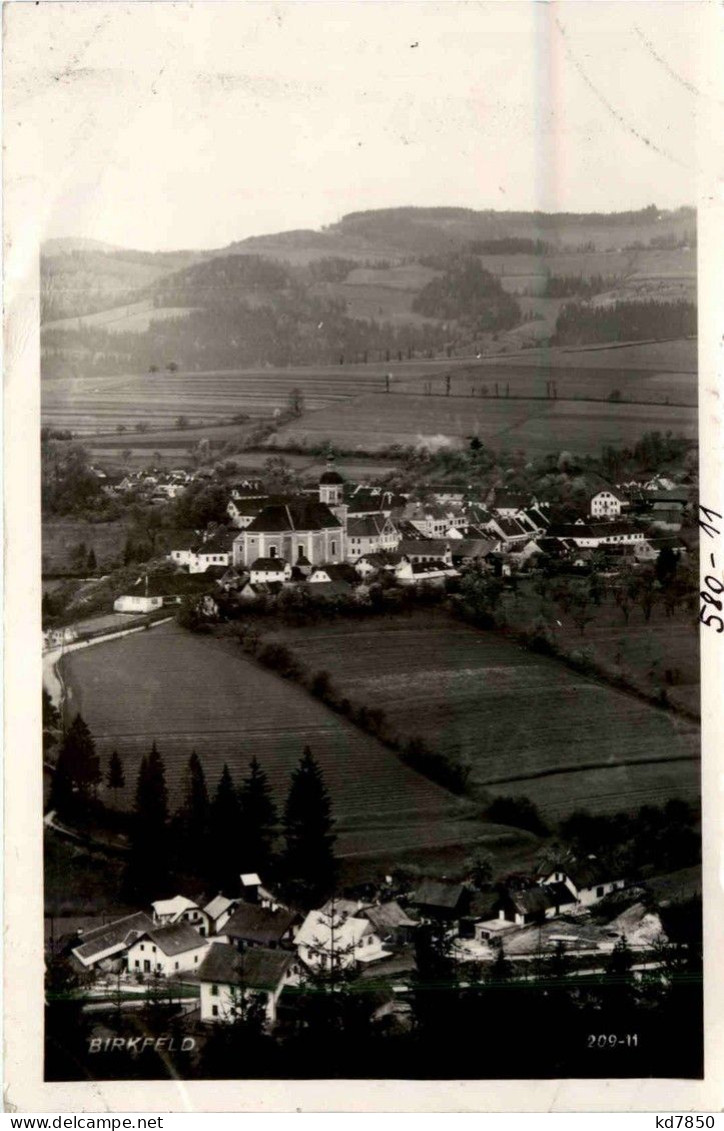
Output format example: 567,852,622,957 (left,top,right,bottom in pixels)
271,391,698,456
60,623,514,867
267,614,700,819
